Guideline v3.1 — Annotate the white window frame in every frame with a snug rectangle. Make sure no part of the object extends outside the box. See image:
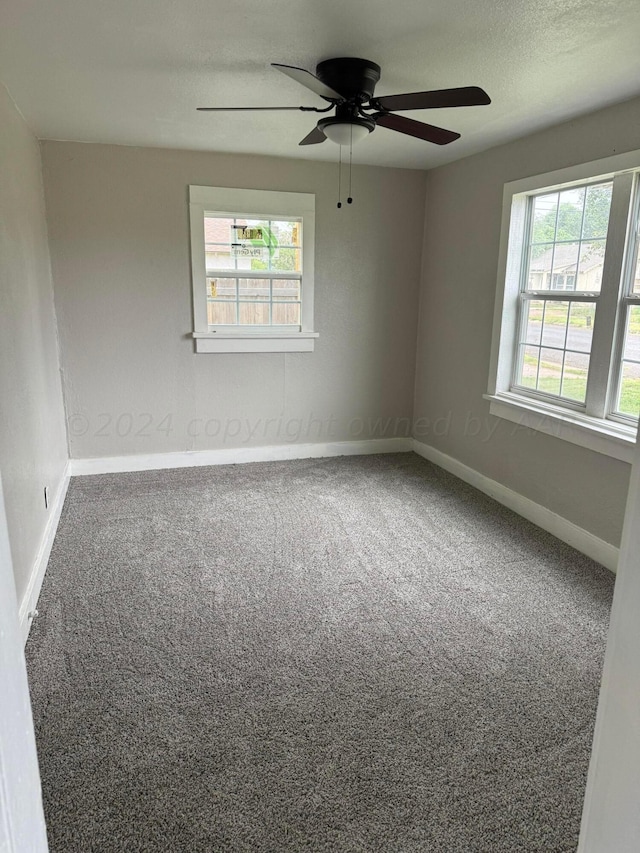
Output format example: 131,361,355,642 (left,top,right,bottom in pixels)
487,150,640,464
189,186,318,353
